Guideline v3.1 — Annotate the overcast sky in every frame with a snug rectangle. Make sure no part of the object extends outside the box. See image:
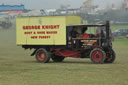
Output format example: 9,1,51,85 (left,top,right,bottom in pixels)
0,0,124,9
